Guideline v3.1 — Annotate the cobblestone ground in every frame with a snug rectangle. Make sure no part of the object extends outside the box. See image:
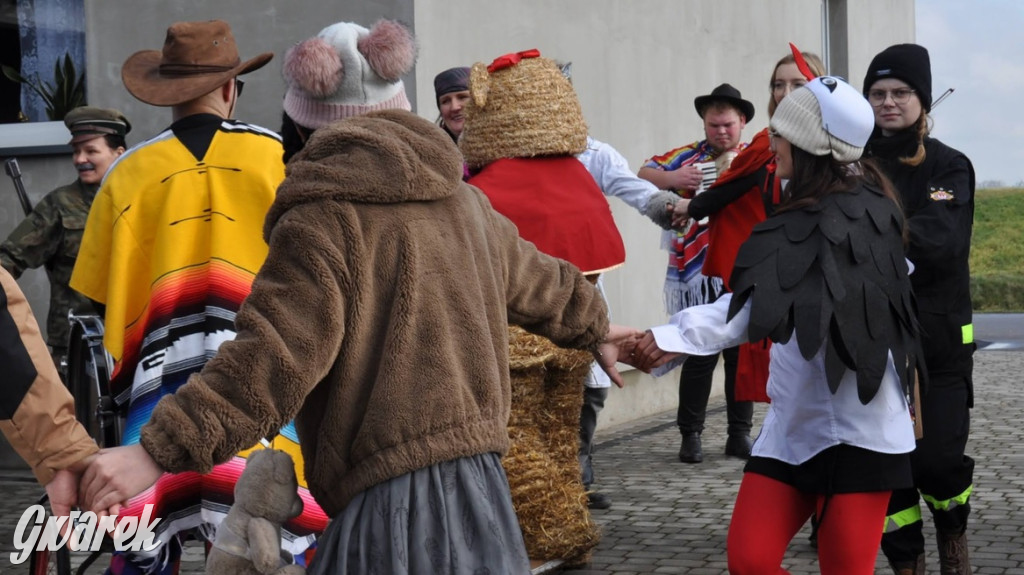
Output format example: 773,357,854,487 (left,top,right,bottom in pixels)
2,350,1021,574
